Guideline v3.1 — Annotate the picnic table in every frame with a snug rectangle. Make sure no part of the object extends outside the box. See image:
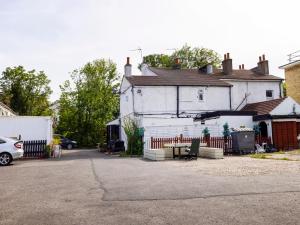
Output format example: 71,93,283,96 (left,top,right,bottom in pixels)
164,143,191,159
164,142,207,159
